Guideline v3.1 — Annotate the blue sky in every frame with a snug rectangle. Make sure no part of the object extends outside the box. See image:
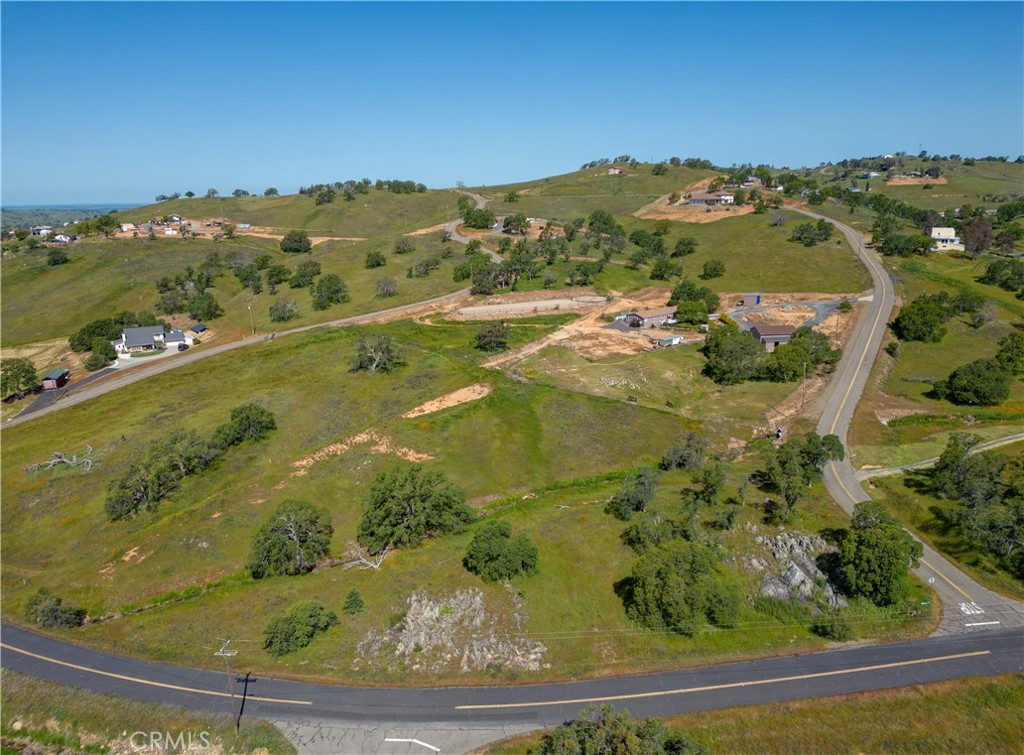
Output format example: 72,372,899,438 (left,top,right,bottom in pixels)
2,1,1022,204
